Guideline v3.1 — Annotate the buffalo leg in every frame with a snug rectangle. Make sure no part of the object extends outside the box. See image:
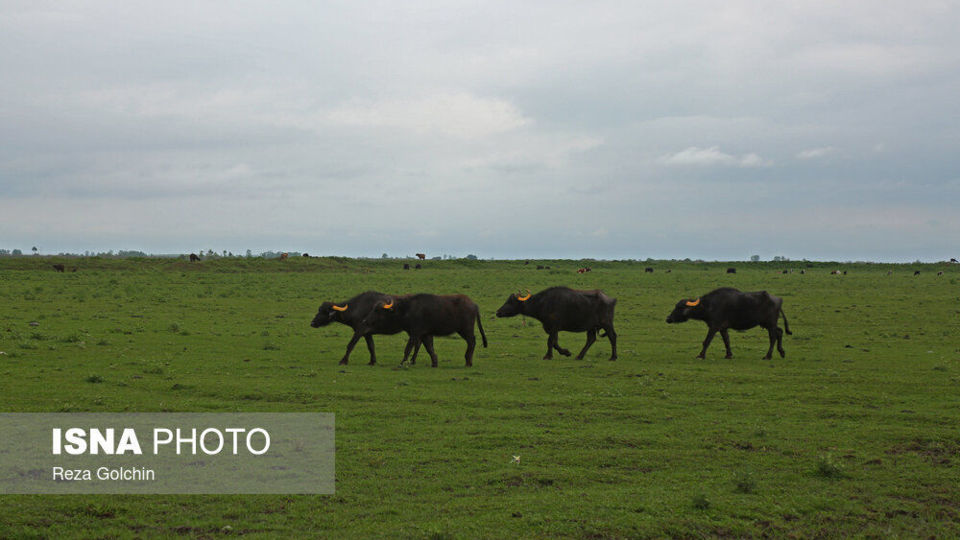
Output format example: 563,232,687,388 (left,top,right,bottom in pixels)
576,329,597,360
763,327,777,360
340,331,363,365
553,336,572,357
776,327,785,358
422,335,440,367
401,337,416,365
543,333,556,360
698,328,718,359
605,326,617,361
364,334,377,365
719,329,733,359
408,336,424,365
459,331,476,367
